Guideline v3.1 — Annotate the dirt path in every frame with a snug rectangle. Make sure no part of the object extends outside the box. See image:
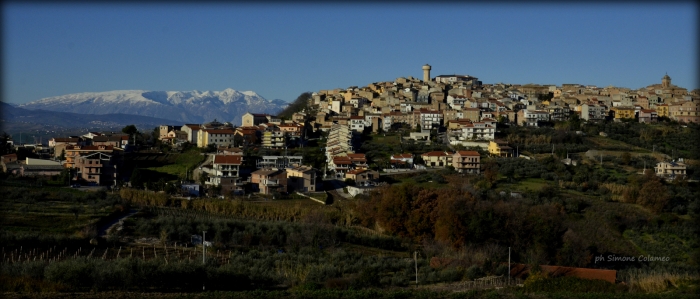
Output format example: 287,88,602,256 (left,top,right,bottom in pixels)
97,209,139,237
